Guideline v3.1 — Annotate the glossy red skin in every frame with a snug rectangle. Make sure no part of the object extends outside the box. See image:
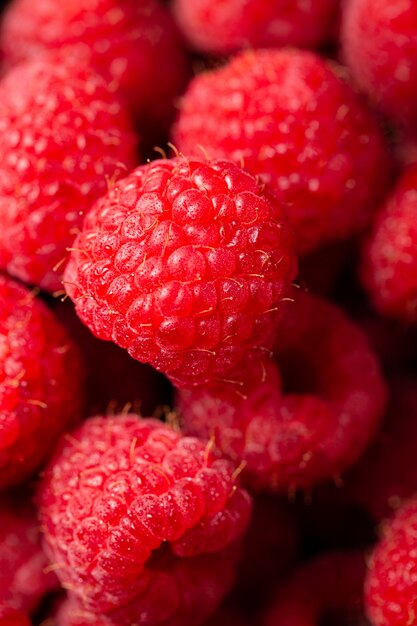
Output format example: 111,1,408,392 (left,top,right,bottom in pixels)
366,497,417,626
174,48,391,255
38,414,251,613
0,492,58,614
0,0,190,137
0,274,84,488
178,290,386,492
362,163,417,322
0,52,137,292
342,0,417,128
173,0,340,54
64,157,297,388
